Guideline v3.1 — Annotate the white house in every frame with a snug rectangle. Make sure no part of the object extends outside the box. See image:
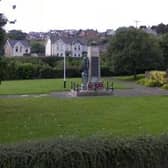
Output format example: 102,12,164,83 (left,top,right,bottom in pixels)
71,40,88,57
45,36,88,57
4,39,31,57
